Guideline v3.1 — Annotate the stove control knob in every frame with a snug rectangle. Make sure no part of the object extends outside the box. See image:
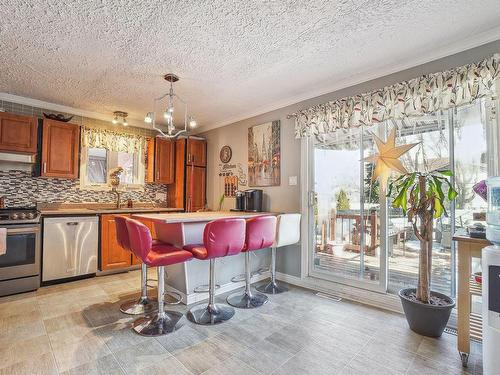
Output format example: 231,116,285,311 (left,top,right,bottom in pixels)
10,213,18,220
26,212,35,219
18,213,27,220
